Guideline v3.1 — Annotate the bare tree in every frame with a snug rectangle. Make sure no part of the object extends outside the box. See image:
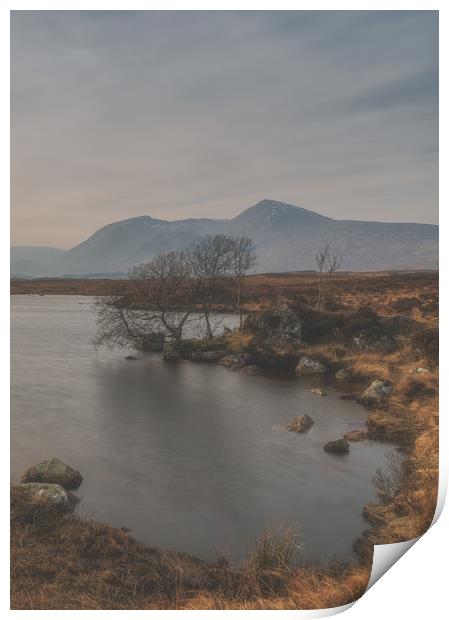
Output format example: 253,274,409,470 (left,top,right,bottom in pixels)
230,237,257,329
93,250,197,350
93,282,145,350
129,250,197,344
189,234,235,339
315,243,343,311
